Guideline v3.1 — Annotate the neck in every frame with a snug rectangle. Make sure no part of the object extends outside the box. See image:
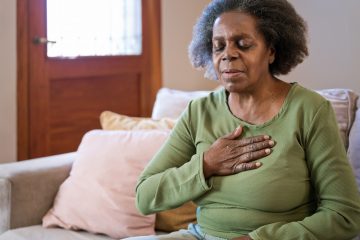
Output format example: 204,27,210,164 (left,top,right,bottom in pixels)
228,78,290,124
